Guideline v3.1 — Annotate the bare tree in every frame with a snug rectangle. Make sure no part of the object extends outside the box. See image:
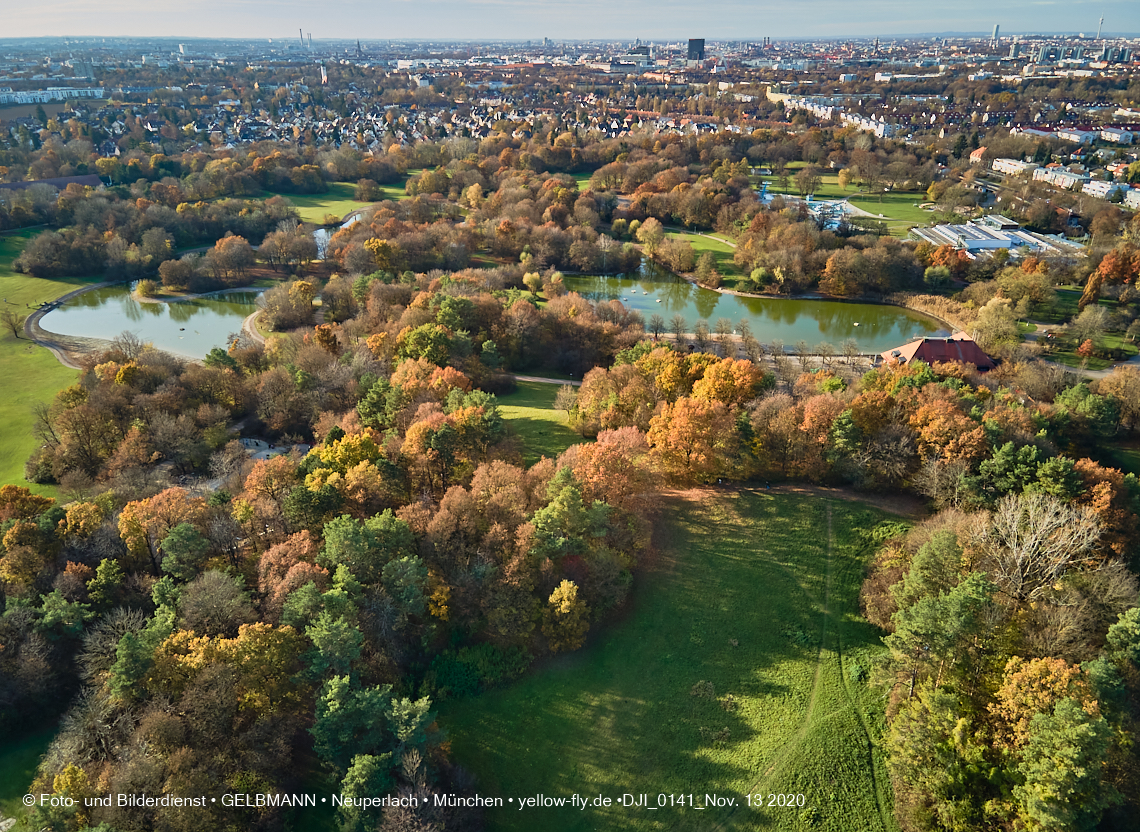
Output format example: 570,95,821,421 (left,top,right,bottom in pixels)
969,492,1102,603
794,339,811,371
715,317,735,357
648,313,666,340
815,341,835,368
743,335,763,364
110,330,147,359
554,384,578,413
842,338,860,365
693,319,711,352
669,314,688,346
